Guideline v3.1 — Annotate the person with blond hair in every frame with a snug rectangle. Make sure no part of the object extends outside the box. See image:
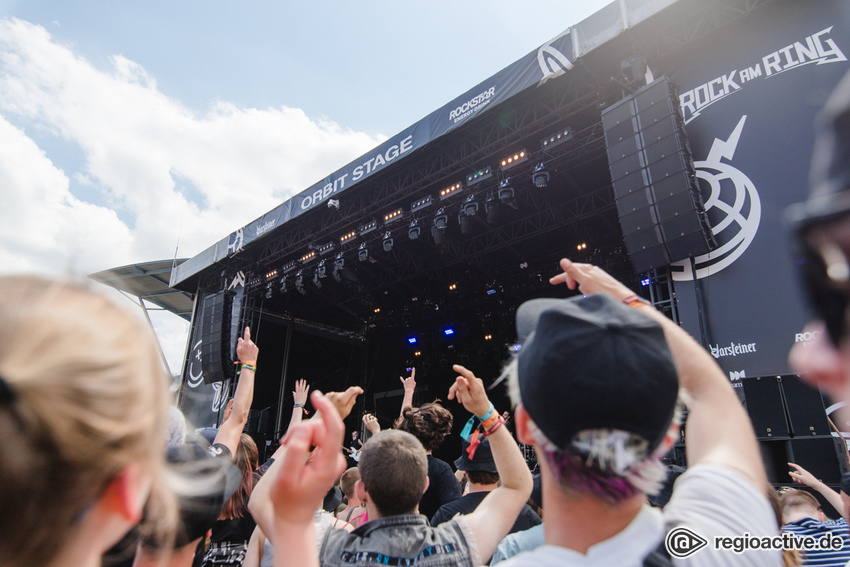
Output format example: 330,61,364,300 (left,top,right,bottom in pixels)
0,276,179,567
